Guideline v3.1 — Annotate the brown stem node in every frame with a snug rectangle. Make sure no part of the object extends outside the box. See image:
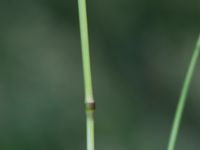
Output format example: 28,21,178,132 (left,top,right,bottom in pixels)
85,101,96,111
